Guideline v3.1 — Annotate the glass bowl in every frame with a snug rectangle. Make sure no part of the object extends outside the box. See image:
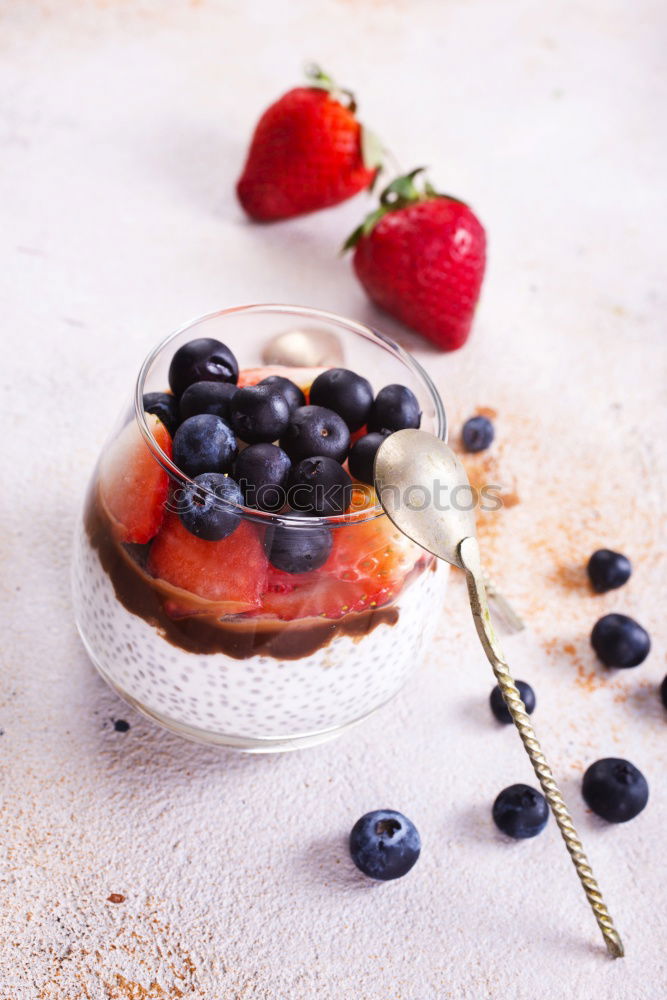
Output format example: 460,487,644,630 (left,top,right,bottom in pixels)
72,304,448,751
